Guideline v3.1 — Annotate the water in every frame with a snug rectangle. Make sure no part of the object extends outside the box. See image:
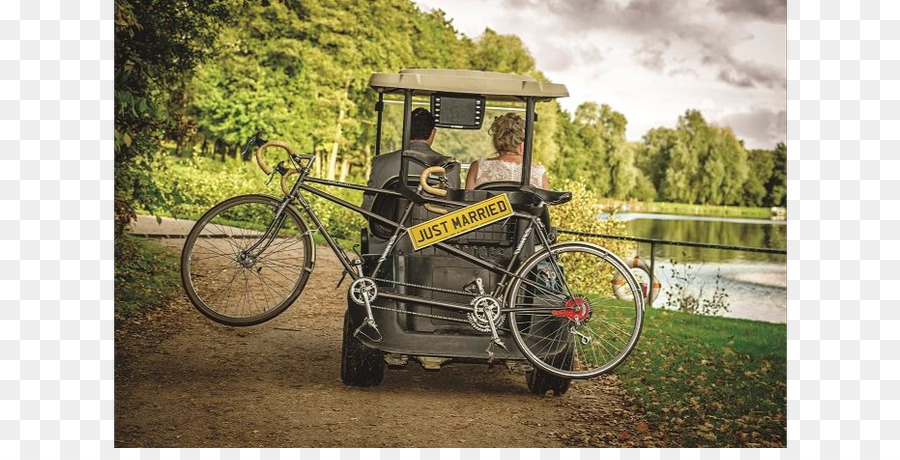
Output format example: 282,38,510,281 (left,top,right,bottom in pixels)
601,213,787,324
